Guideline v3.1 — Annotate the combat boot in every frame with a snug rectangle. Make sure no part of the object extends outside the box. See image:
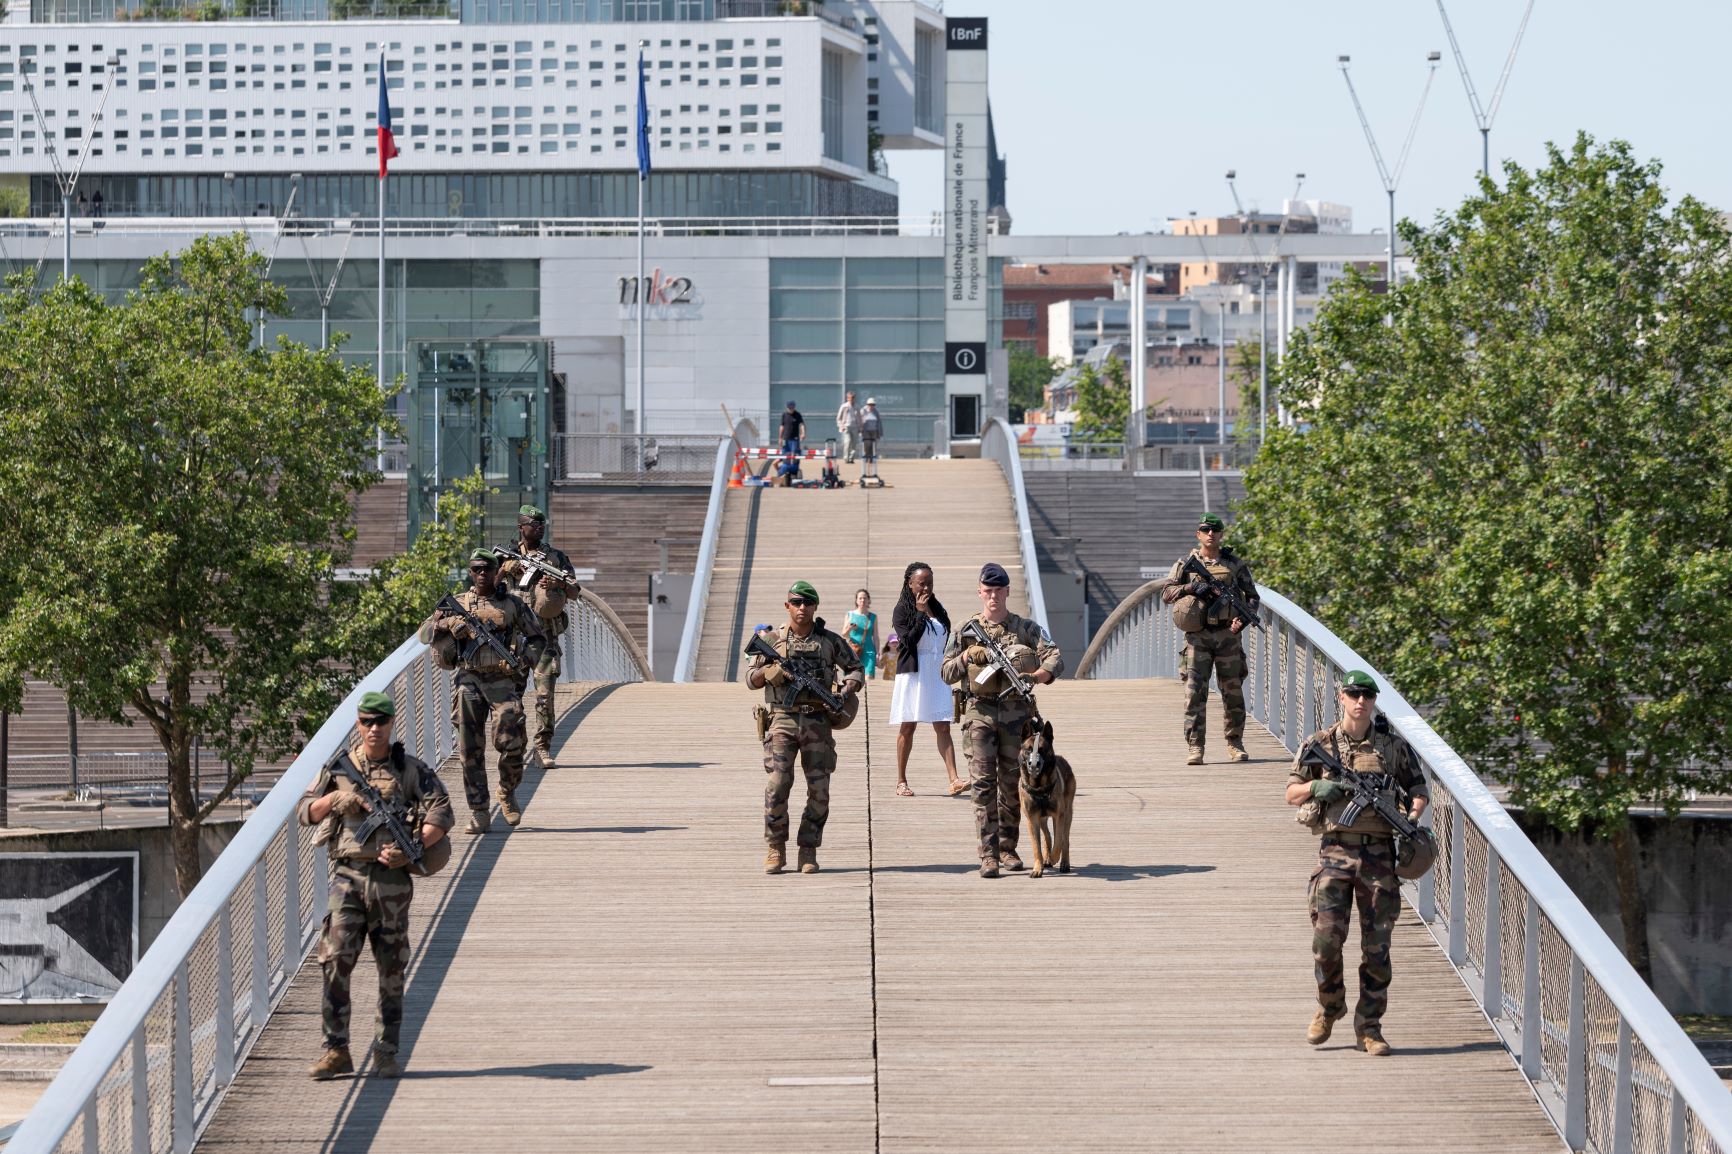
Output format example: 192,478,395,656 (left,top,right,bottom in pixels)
764,844,786,874
1307,1008,1343,1045
500,791,523,827
797,847,819,874
979,859,1000,879
1186,745,1205,766
309,1046,353,1081
1357,1029,1391,1057
465,808,491,835
372,1053,402,1079
1225,740,1250,763
998,849,1025,872
534,741,555,767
